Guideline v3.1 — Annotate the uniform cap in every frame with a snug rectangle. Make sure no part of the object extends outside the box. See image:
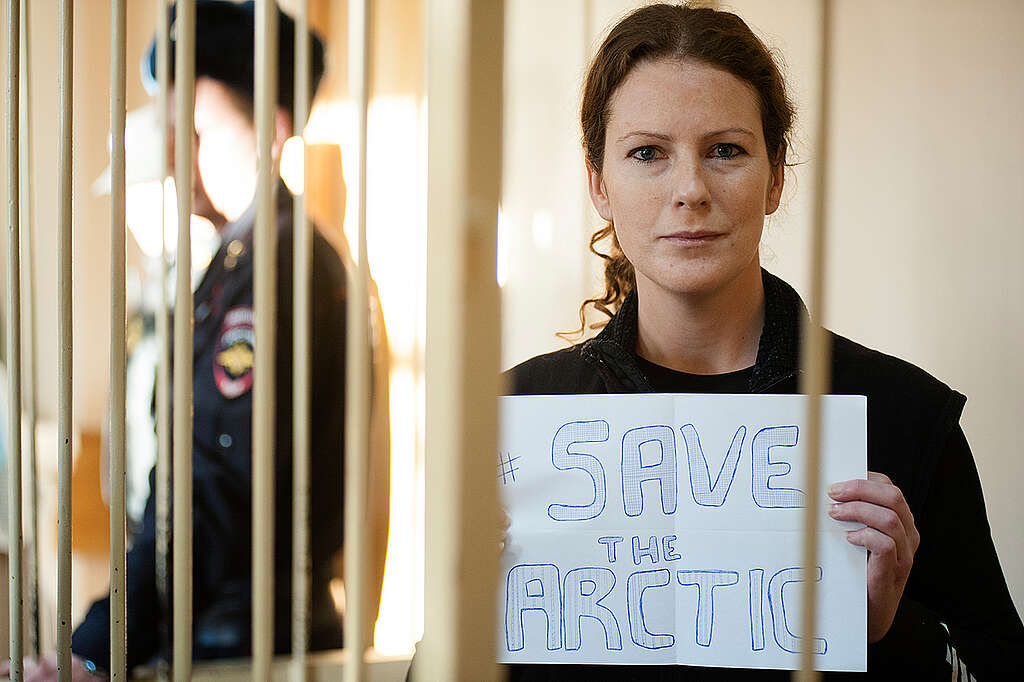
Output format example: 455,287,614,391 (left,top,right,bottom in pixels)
142,0,326,115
